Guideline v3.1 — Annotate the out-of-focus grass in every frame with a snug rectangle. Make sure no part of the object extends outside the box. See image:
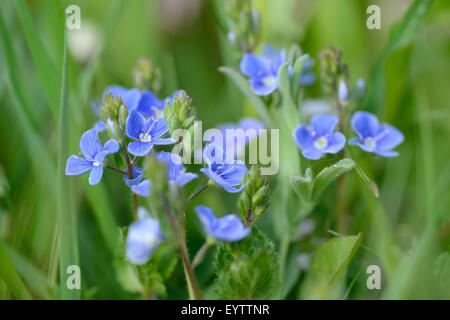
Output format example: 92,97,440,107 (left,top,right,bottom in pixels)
0,0,449,299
